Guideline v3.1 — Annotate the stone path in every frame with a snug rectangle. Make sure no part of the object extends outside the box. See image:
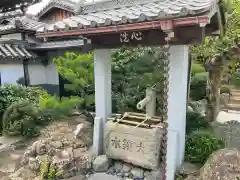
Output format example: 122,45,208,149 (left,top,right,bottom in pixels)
222,89,240,112
88,173,121,180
